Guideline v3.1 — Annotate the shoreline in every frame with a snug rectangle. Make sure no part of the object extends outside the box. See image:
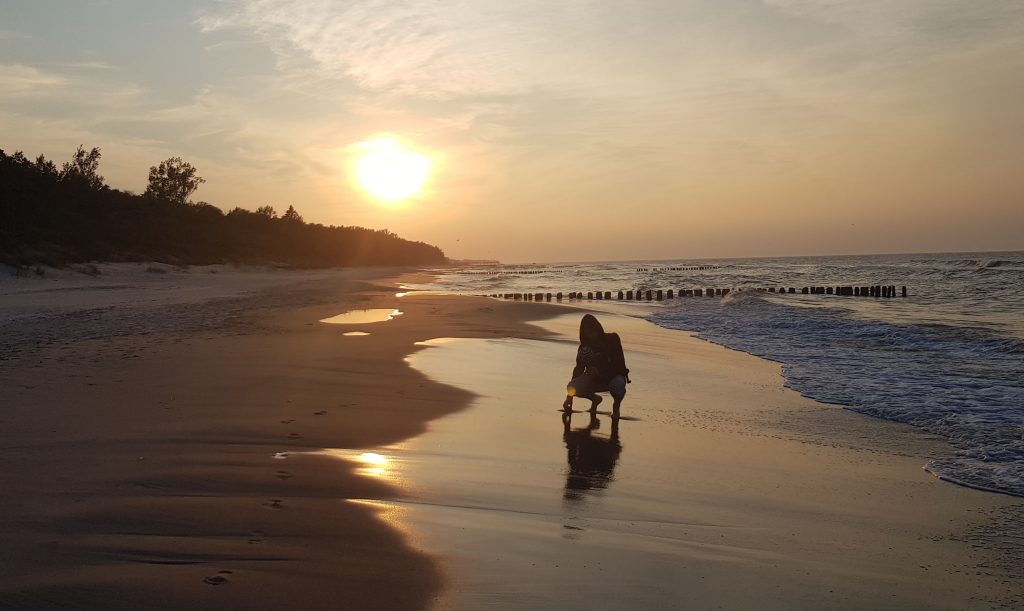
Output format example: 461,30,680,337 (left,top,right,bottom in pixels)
2,266,1020,609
